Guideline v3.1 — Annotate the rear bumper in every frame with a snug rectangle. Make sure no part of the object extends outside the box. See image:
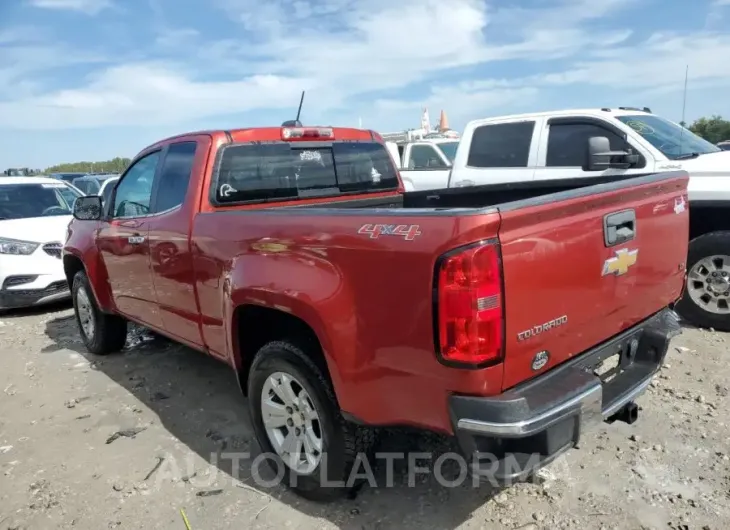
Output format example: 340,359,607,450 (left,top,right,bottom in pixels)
449,308,681,484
